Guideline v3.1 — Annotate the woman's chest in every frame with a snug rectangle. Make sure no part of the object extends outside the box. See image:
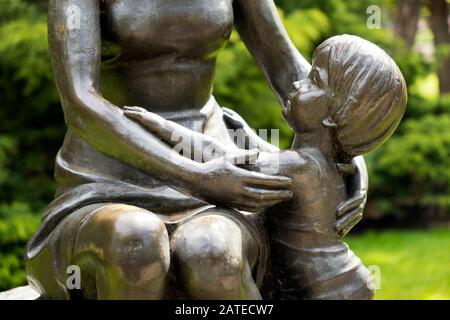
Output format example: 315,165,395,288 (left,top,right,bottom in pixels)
101,0,234,57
